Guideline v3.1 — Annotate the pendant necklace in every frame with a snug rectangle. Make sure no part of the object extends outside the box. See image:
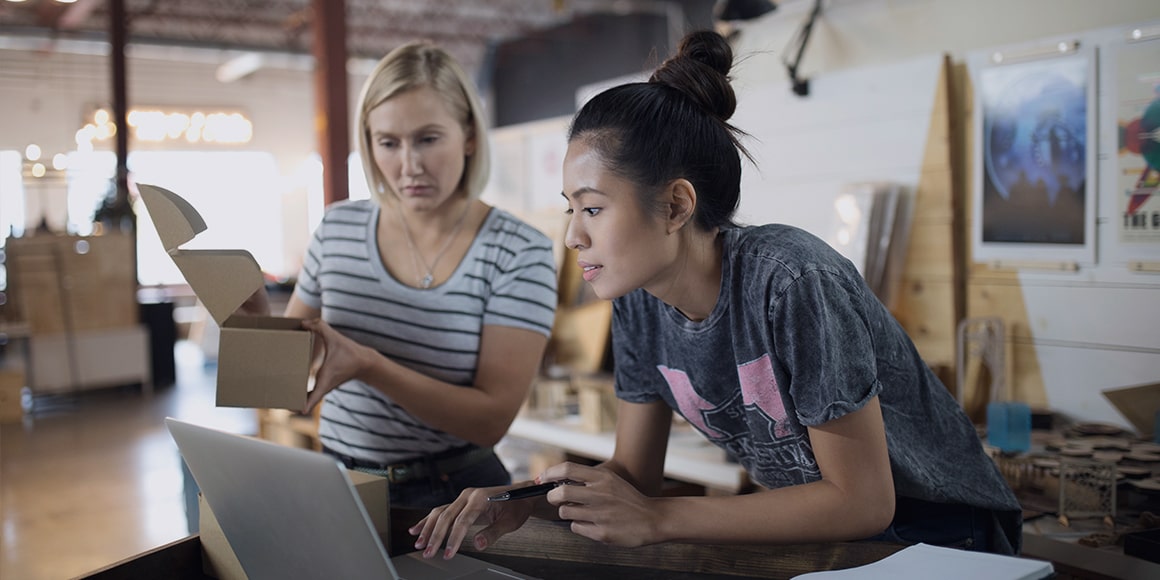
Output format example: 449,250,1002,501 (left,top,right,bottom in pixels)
397,202,471,289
